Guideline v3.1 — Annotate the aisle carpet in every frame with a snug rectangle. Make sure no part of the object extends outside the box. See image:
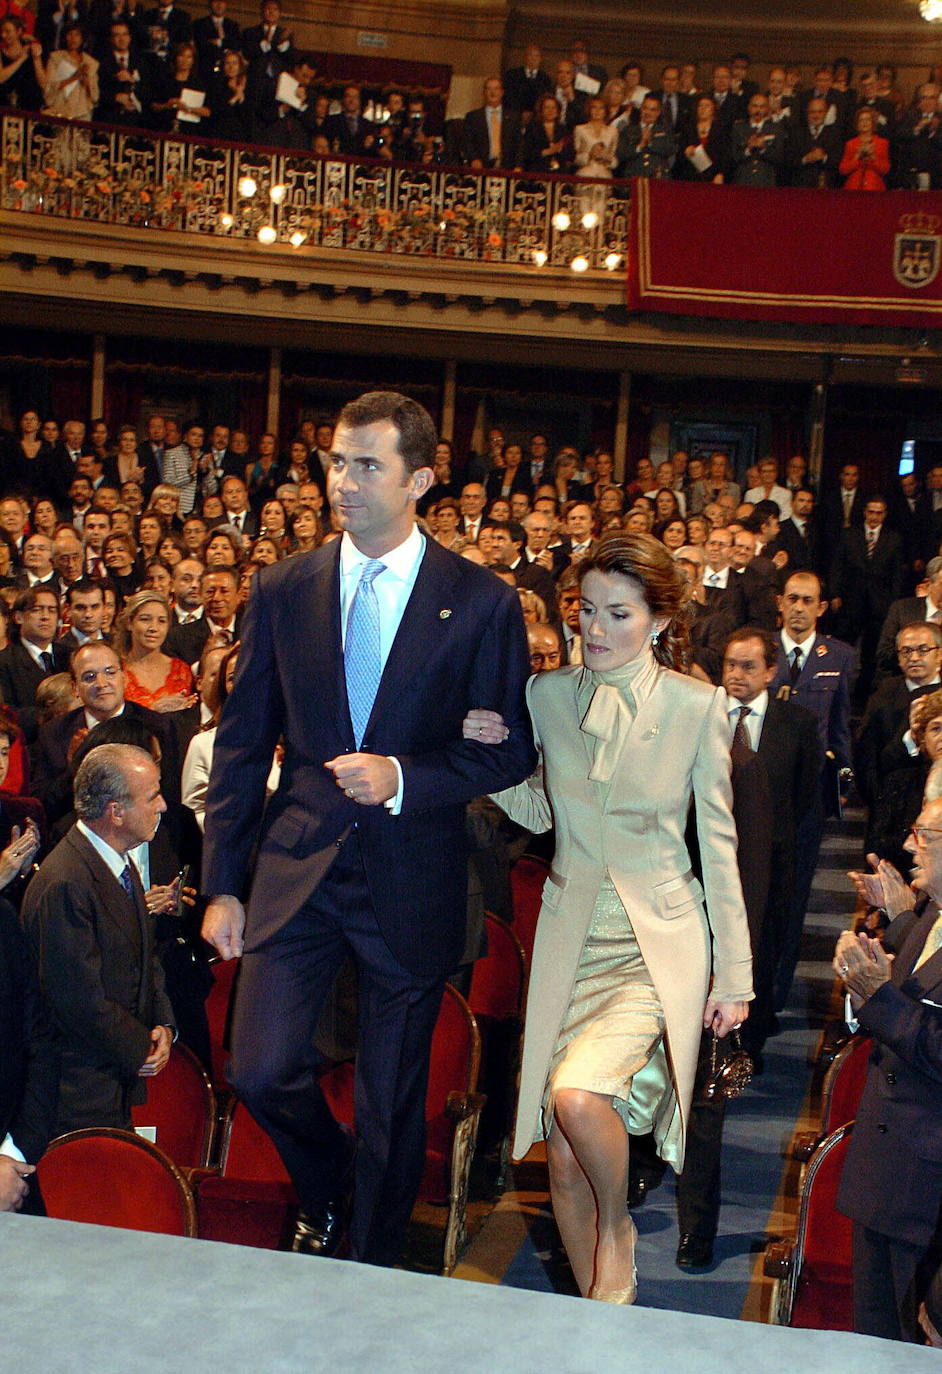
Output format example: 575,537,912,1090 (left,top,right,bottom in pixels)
455,811,866,1320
